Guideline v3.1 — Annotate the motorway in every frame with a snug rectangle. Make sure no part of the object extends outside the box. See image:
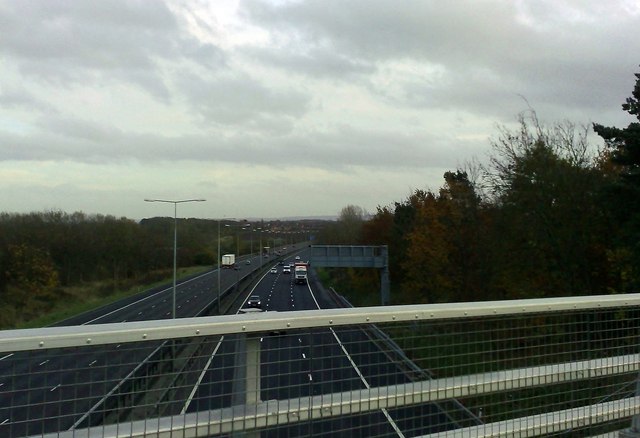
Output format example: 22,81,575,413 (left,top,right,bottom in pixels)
182,254,458,437
0,251,283,437
0,248,465,437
